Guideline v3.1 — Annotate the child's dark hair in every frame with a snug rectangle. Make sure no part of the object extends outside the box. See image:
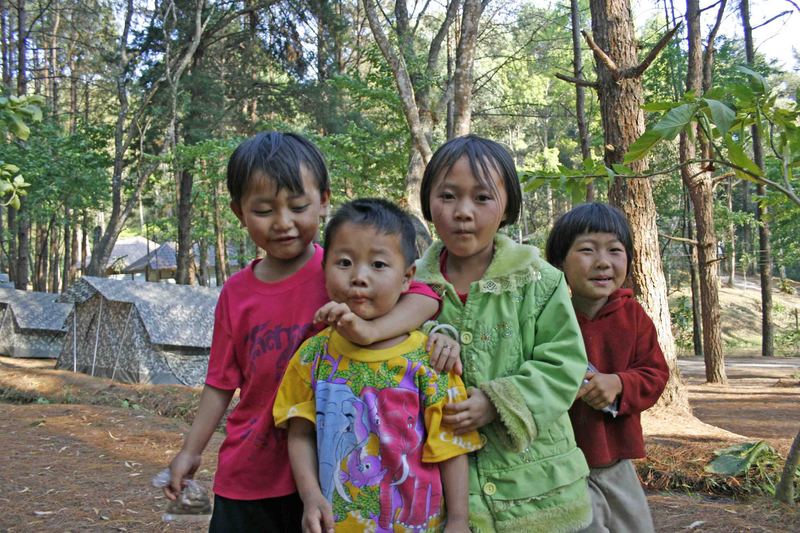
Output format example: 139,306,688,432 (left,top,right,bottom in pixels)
545,202,633,274
420,134,521,227
226,131,329,205
323,198,418,267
